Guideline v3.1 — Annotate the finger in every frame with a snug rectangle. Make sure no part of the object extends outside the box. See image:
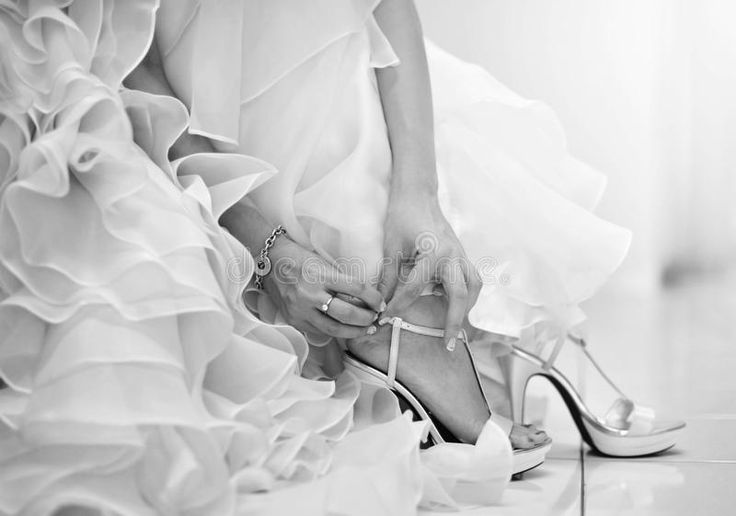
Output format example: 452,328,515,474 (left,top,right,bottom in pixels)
309,311,373,339
299,321,337,345
440,262,468,350
288,318,320,337
384,252,433,316
377,253,400,303
335,293,369,309
326,274,385,312
323,296,379,326
465,262,483,311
